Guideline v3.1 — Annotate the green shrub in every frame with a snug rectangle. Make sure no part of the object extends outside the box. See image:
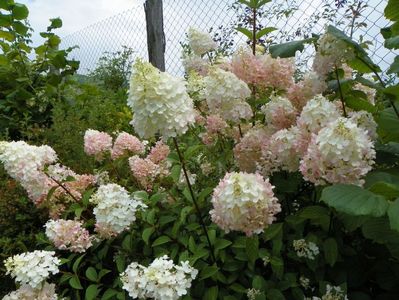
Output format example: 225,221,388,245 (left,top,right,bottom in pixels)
42,80,132,173
0,169,47,297
0,1,79,140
